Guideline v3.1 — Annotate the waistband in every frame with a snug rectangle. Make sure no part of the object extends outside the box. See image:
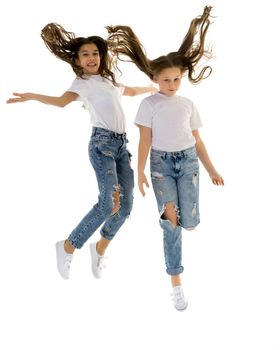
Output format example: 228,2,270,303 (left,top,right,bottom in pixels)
92,127,127,140
151,146,196,158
